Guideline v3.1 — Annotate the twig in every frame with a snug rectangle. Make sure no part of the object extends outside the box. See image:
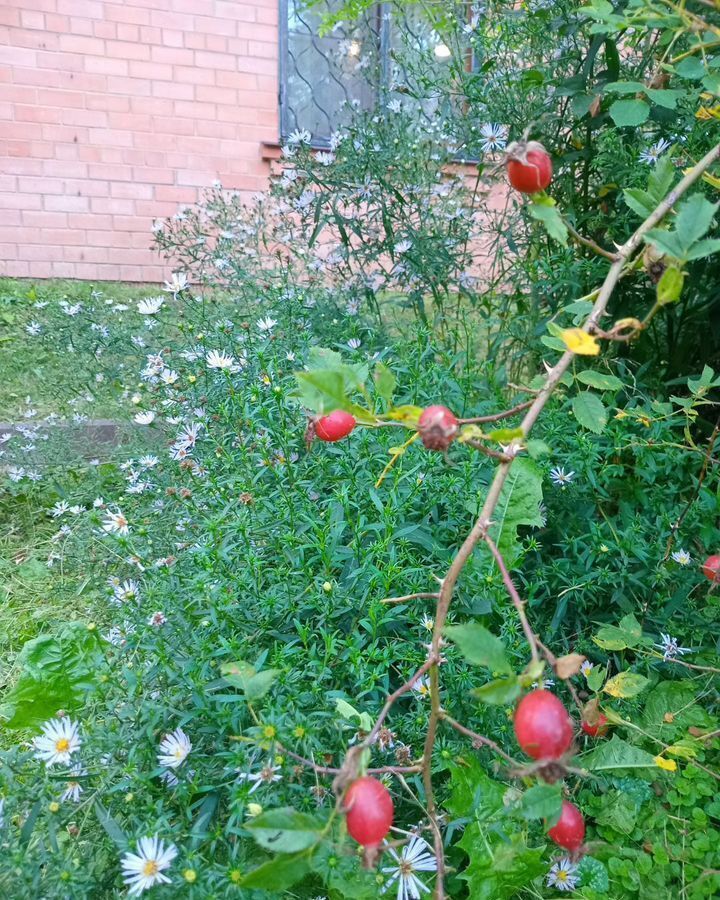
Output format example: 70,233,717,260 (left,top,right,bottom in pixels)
459,399,534,425
564,219,619,261
440,712,519,765
381,592,441,605
663,413,720,560
536,638,584,712
462,439,512,462
360,656,439,750
421,140,720,899
277,744,422,776
483,533,540,664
